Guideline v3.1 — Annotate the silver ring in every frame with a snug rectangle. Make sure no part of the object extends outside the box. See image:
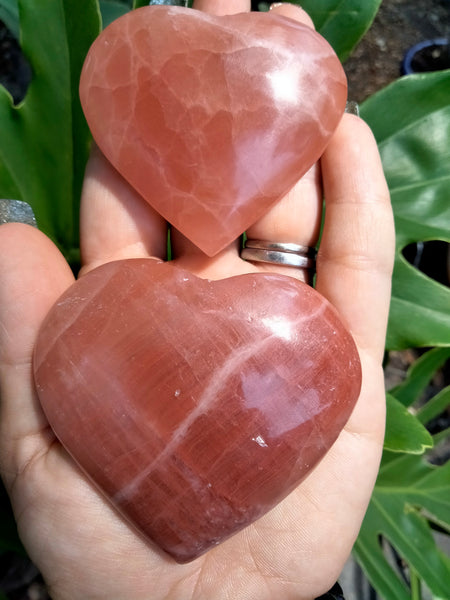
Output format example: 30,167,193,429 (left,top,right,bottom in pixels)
345,101,360,116
0,199,37,227
241,239,316,269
